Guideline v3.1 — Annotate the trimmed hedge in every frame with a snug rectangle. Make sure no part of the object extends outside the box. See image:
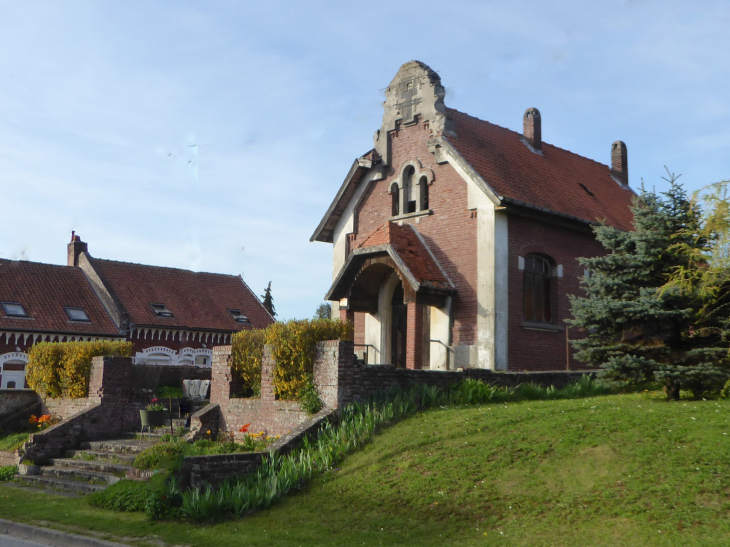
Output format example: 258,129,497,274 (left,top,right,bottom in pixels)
230,319,352,401
26,340,133,398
